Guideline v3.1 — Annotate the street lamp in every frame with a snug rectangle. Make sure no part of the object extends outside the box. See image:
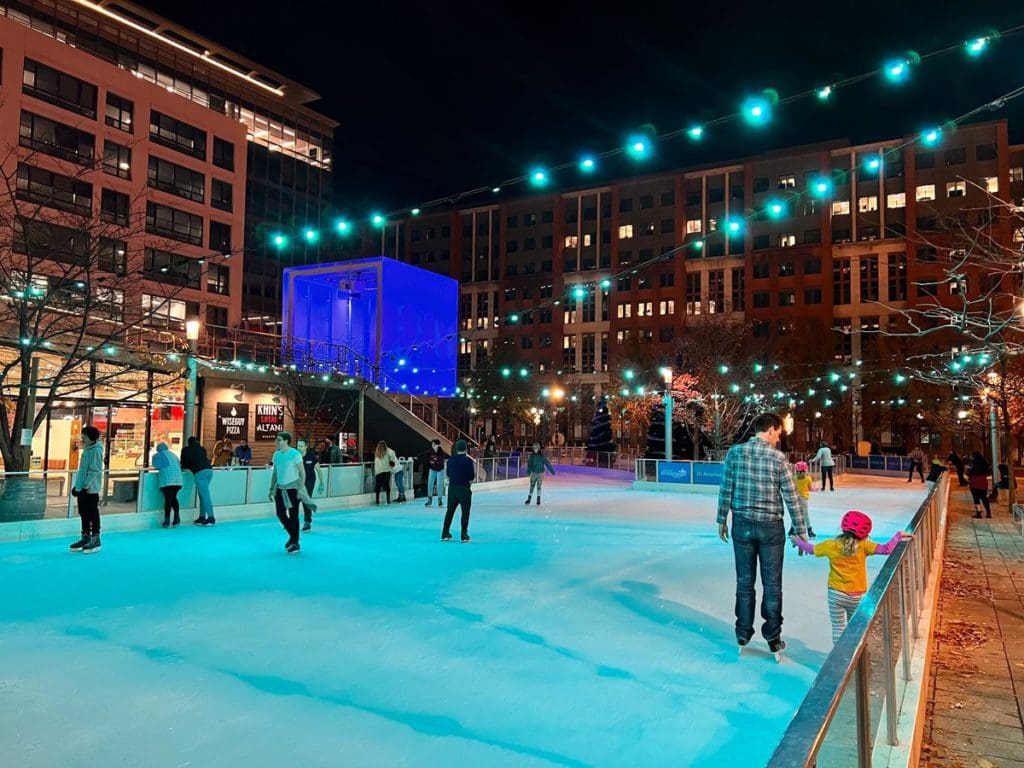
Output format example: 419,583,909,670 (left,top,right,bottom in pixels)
660,367,673,460
182,317,201,443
